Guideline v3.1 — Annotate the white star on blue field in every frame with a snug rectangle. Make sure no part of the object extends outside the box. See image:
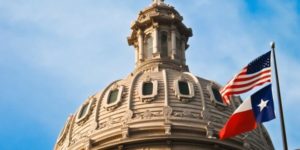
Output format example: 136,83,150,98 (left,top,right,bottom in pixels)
0,0,299,149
